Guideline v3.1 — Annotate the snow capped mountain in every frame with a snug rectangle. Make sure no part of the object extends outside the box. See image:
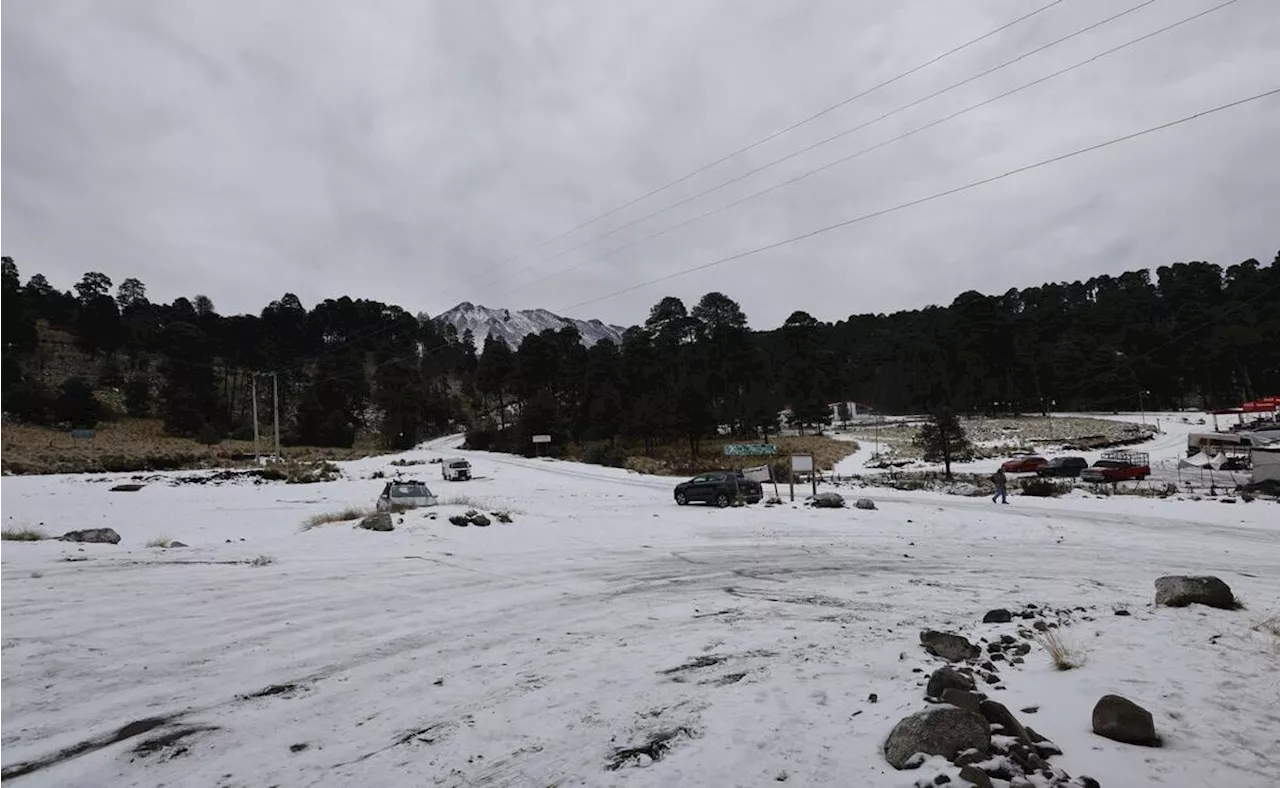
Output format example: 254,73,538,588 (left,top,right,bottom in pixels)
432,302,629,349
